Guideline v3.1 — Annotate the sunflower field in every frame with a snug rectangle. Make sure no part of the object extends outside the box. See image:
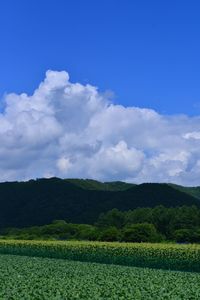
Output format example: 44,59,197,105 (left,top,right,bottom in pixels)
0,240,199,272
